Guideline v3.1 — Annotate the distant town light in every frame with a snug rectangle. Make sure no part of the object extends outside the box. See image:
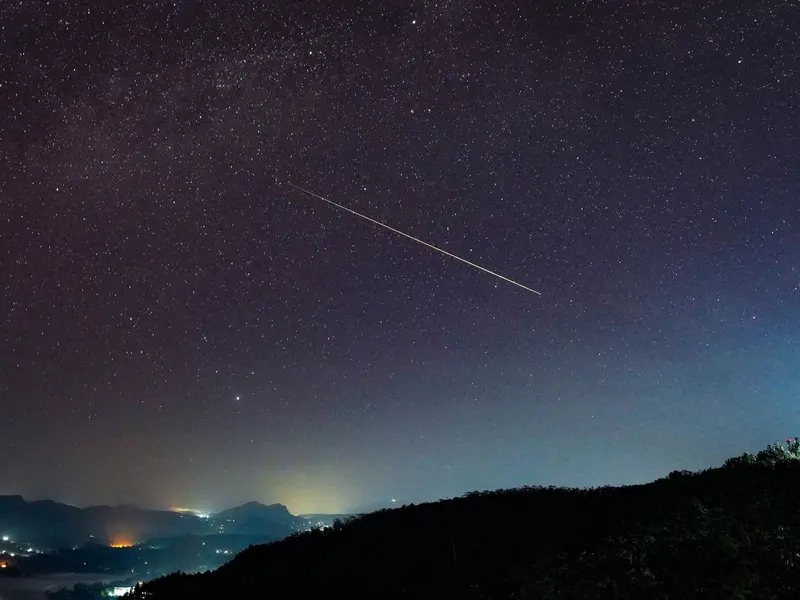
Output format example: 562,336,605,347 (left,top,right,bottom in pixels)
1,536,8,542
